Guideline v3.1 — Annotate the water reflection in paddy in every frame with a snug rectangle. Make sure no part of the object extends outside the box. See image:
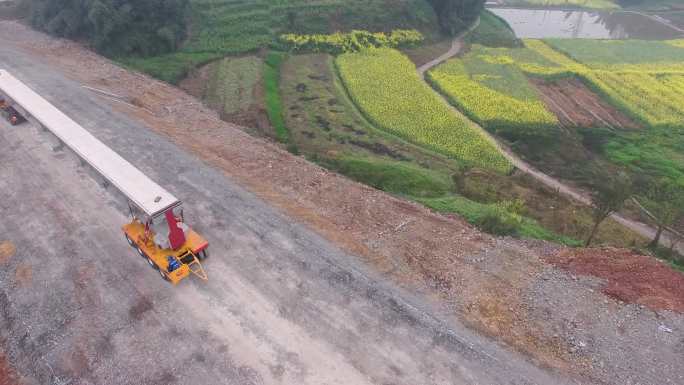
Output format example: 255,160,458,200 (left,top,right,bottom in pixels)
489,8,683,39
